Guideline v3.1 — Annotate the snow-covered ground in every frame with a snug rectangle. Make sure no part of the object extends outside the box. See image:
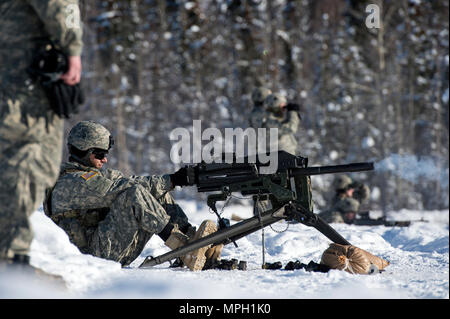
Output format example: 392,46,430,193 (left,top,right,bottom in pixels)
1,200,448,299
